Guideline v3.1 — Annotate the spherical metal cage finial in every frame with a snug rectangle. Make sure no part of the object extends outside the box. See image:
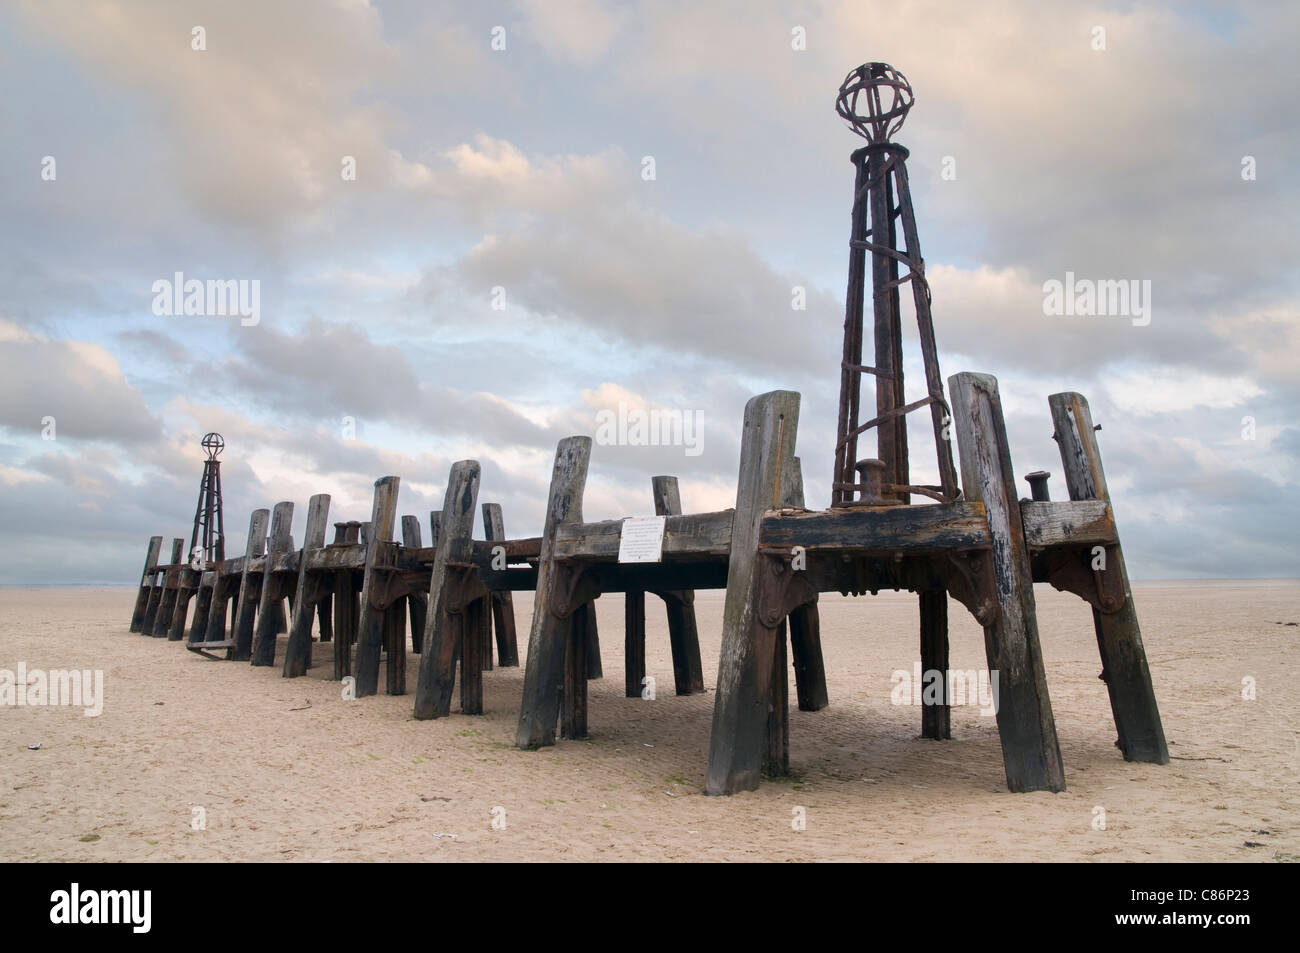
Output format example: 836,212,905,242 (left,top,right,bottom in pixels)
201,431,224,460
836,62,914,144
